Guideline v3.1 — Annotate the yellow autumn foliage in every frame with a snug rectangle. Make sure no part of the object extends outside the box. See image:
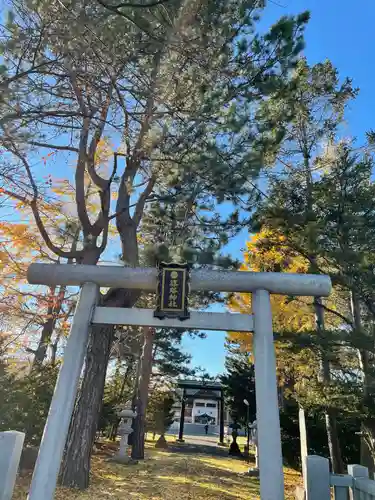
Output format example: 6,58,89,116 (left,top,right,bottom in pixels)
227,228,341,386
228,228,315,350
94,137,113,168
